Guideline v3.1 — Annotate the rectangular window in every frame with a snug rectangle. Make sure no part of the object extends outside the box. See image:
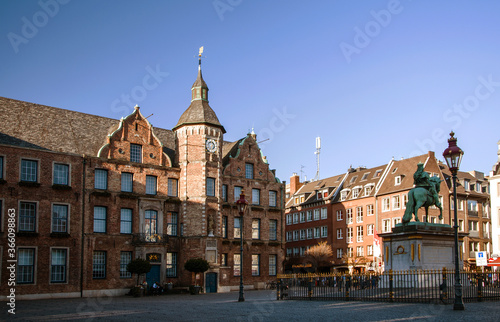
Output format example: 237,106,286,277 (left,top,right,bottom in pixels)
222,216,228,238
347,247,353,258
382,198,390,211
0,155,3,179
21,159,38,182
269,255,277,276
130,144,142,163
393,195,401,210
300,212,305,223
364,185,373,196
352,188,360,198
269,219,277,241
167,212,178,236
120,208,132,234
382,219,391,233
53,163,69,185
321,226,328,237
222,185,228,202
93,206,107,233
367,224,374,236
120,251,132,278
293,213,298,224
146,175,157,195
166,253,177,277
252,219,260,239
337,248,343,259
234,186,242,202
403,194,409,208
300,229,306,240
50,249,67,283
367,245,373,256
121,172,133,192
167,178,178,197
314,227,320,238
468,200,478,212
252,188,260,205
314,209,320,220
357,226,364,242
356,207,363,223
221,253,228,266
245,163,254,179
293,230,299,241
307,228,313,239
346,209,353,224
206,177,215,196
286,214,292,225
234,254,241,276
286,231,292,241
234,217,241,238
347,227,353,243
94,169,107,190
52,204,68,233
336,210,343,221
321,208,327,220
252,254,260,276
18,248,35,284
307,210,313,221
367,204,374,216
357,246,364,257
92,251,106,279
19,202,36,232
337,228,343,239
269,191,277,207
